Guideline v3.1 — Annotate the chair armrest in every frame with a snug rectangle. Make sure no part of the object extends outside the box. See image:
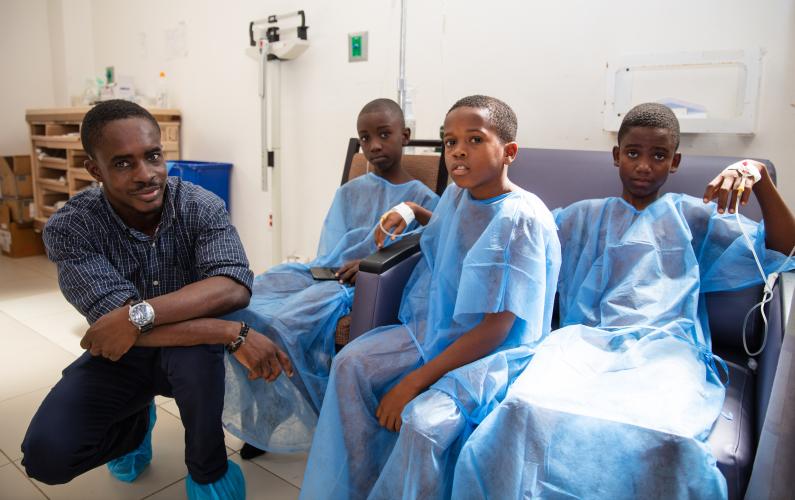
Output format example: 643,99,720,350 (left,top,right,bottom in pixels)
359,233,422,273
349,235,422,342
745,270,795,499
